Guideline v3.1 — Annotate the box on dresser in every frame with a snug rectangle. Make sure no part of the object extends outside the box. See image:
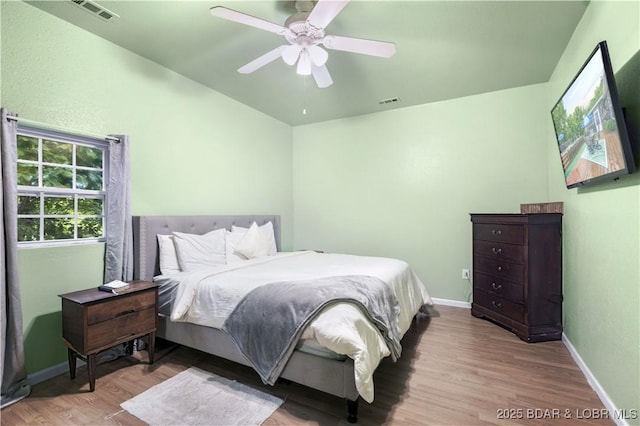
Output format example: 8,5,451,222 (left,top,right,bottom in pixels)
470,213,563,342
